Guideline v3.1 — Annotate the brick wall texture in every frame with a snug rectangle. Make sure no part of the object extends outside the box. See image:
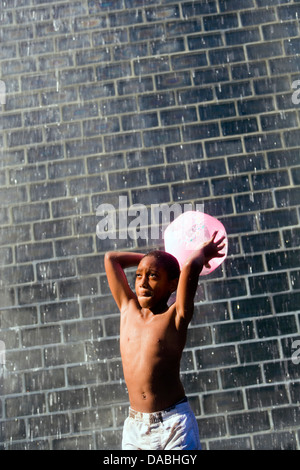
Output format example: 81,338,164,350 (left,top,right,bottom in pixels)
0,0,300,450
